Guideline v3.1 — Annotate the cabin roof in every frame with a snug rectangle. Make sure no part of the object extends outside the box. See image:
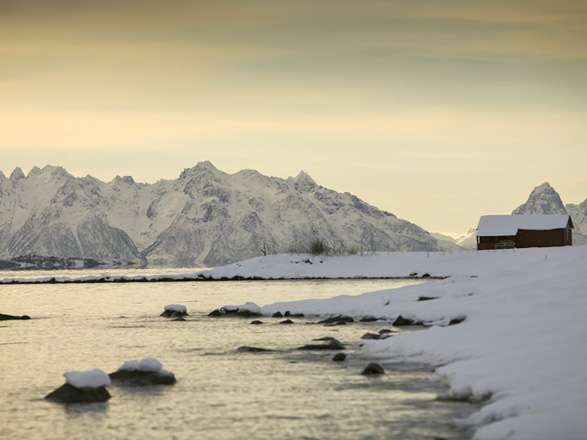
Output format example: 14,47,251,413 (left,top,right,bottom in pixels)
476,214,573,237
